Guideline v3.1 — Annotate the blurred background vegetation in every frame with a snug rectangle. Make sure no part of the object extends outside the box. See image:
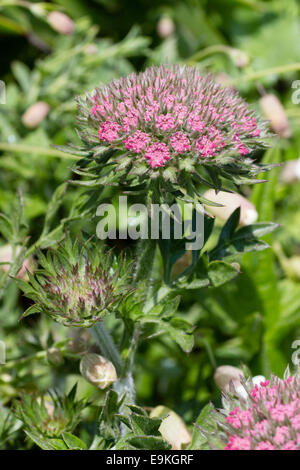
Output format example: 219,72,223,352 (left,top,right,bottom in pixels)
0,0,300,449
